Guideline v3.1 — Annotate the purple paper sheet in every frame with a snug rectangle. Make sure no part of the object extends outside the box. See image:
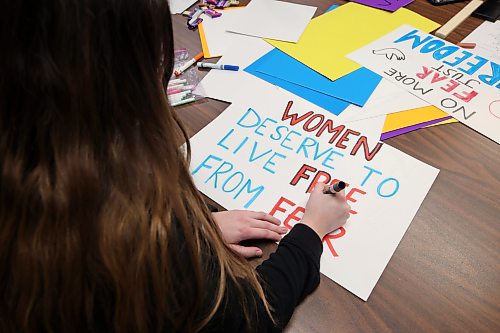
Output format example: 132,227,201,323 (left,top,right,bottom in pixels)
350,0,414,12
380,116,452,140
